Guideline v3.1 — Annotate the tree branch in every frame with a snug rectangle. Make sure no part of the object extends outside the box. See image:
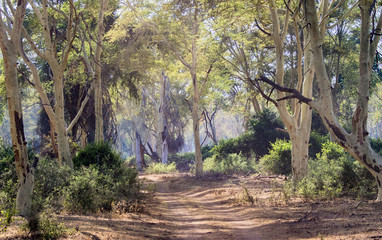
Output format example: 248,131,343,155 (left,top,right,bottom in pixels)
250,75,312,106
